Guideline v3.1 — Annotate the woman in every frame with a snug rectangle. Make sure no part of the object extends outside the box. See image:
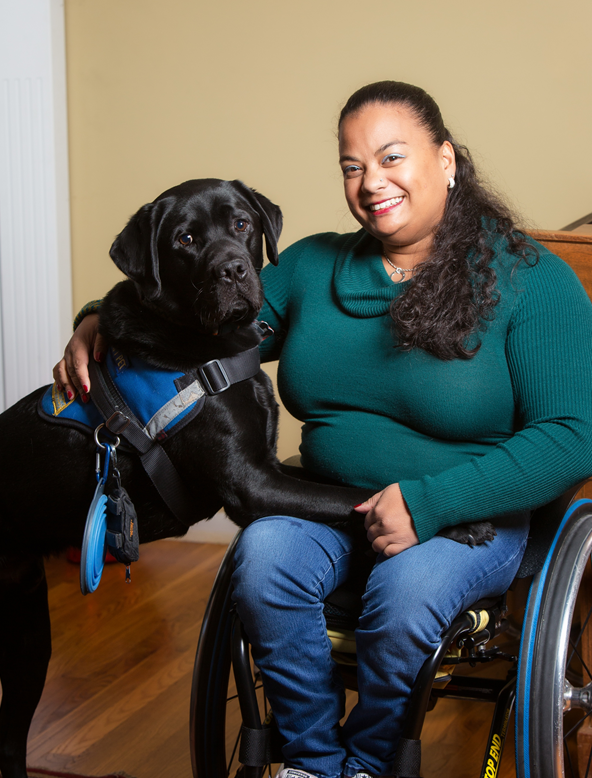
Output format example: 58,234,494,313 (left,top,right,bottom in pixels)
57,82,592,778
